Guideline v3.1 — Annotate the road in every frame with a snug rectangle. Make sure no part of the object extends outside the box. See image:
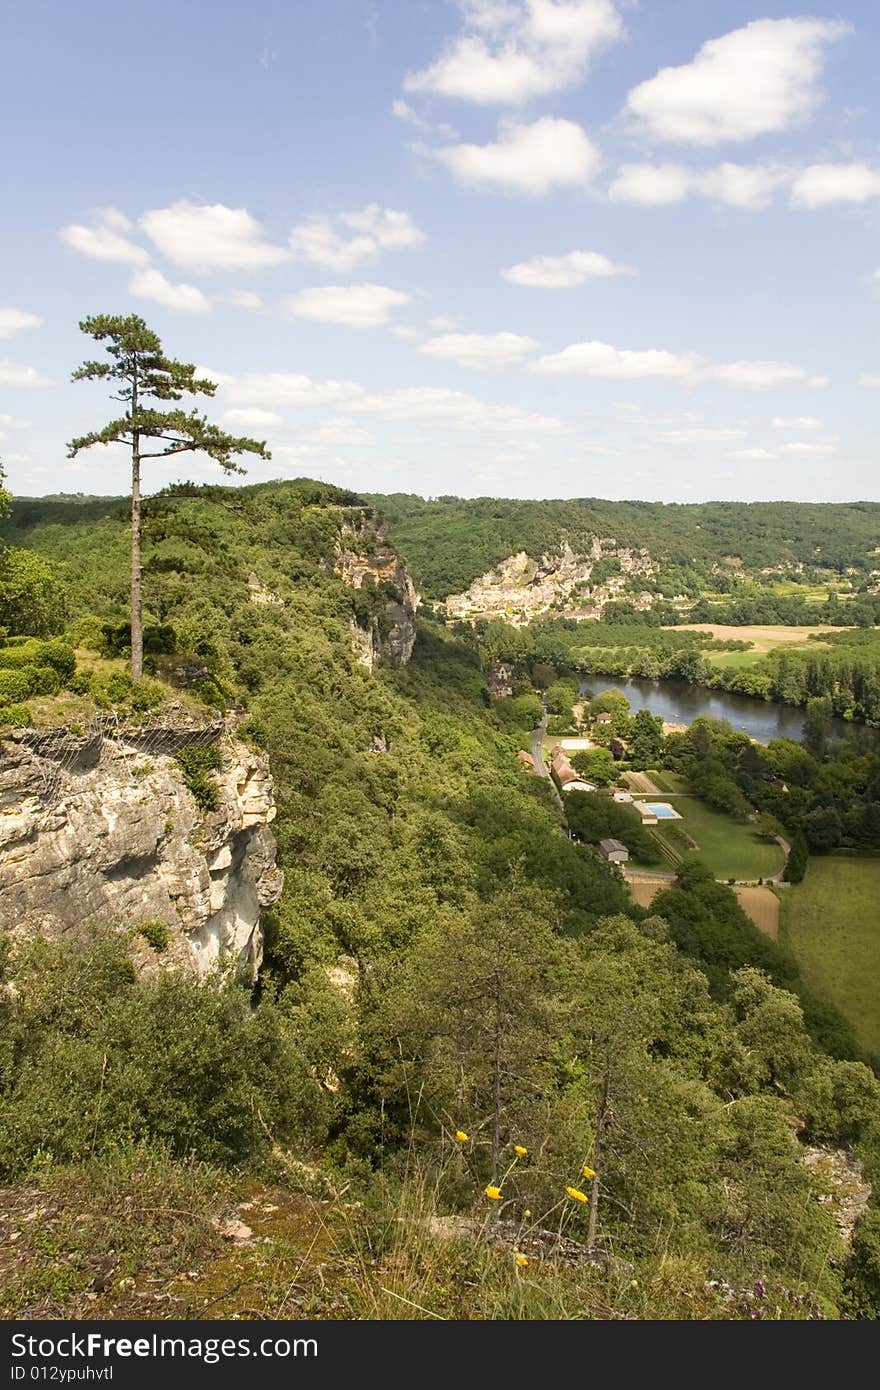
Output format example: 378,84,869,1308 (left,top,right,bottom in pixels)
531,710,565,814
